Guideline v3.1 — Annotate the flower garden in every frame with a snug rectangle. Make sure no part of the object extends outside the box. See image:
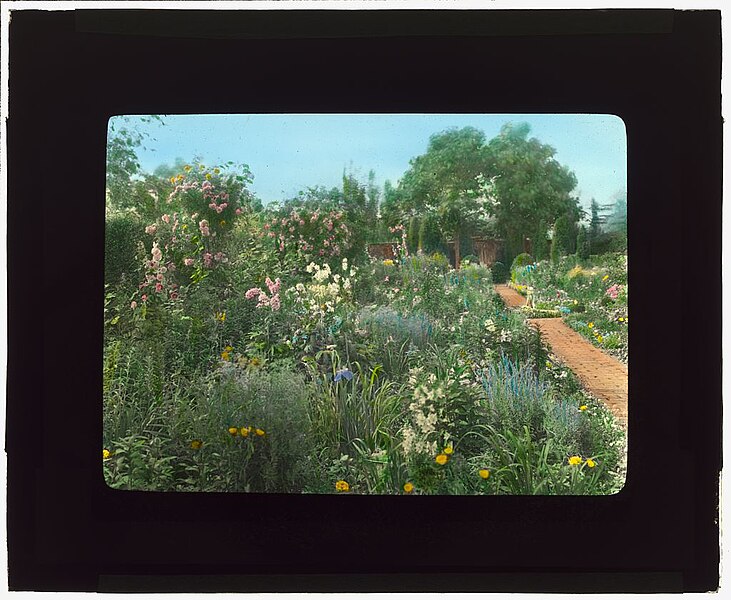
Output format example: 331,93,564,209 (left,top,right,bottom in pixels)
103,120,627,495
509,253,628,363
